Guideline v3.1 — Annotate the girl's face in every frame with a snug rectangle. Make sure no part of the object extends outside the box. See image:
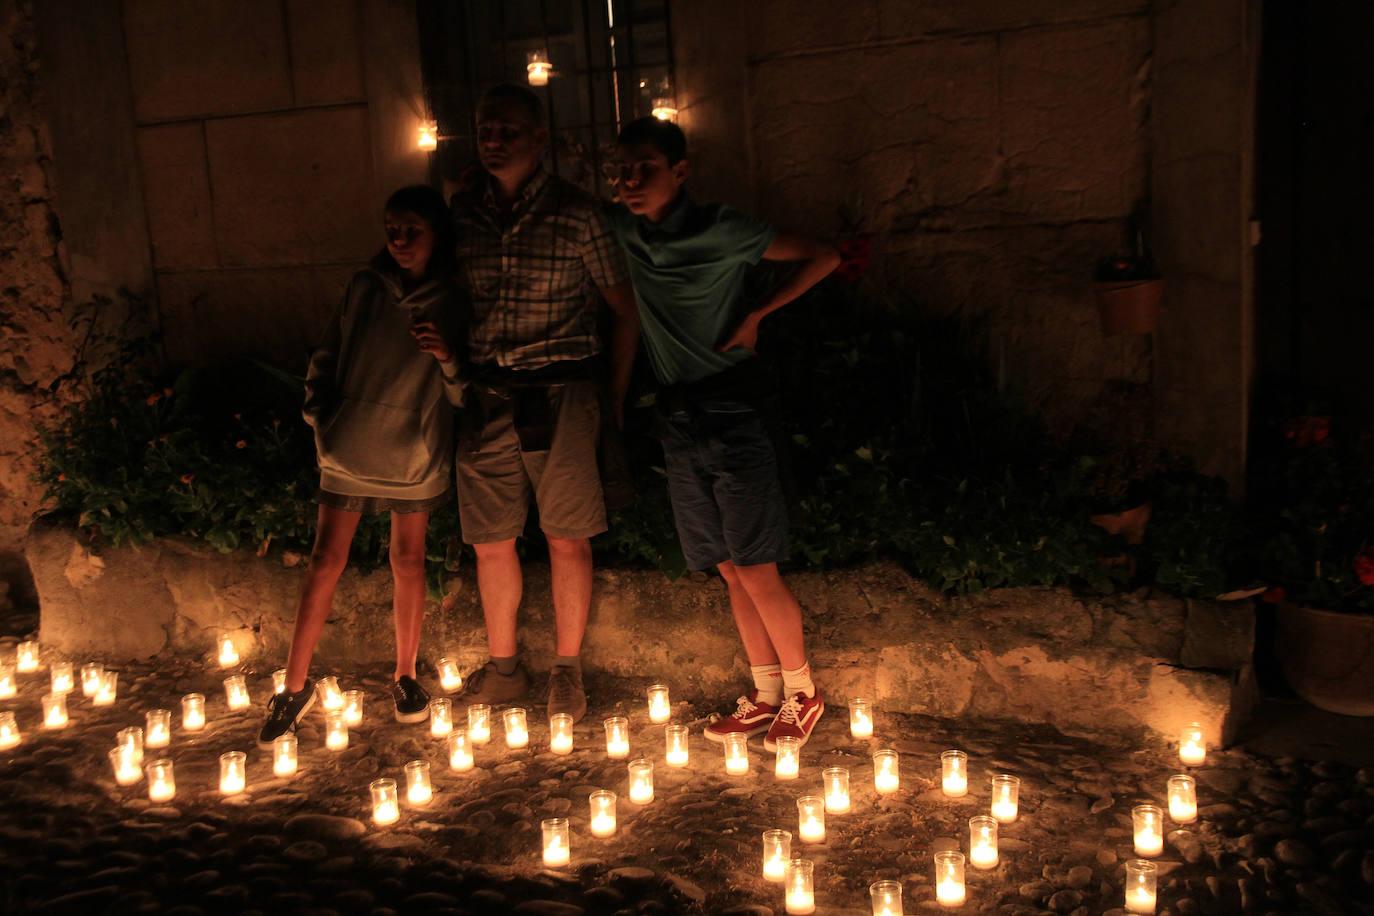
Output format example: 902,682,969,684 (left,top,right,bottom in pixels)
384,210,435,276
